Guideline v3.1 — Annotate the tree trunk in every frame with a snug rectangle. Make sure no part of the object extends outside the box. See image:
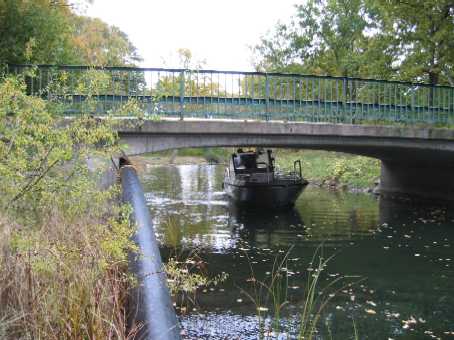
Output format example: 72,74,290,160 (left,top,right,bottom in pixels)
428,70,439,106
